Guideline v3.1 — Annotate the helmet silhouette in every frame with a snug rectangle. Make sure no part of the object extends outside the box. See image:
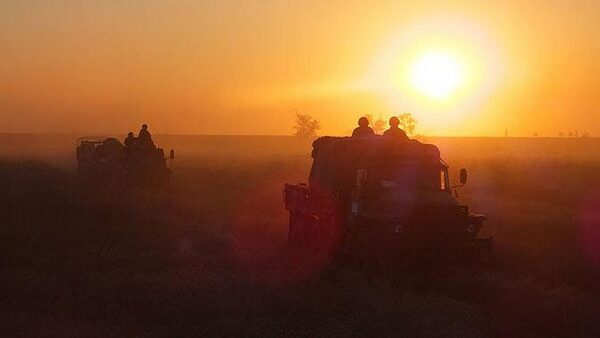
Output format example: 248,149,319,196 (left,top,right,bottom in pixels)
358,117,369,127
